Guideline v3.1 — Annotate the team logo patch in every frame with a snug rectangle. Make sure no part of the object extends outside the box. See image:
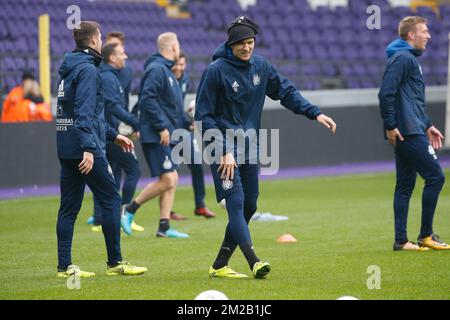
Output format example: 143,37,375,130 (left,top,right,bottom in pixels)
222,179,233,191
253,74,260,86
232,81,239,93
163,156,173,170
428,145,437,160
